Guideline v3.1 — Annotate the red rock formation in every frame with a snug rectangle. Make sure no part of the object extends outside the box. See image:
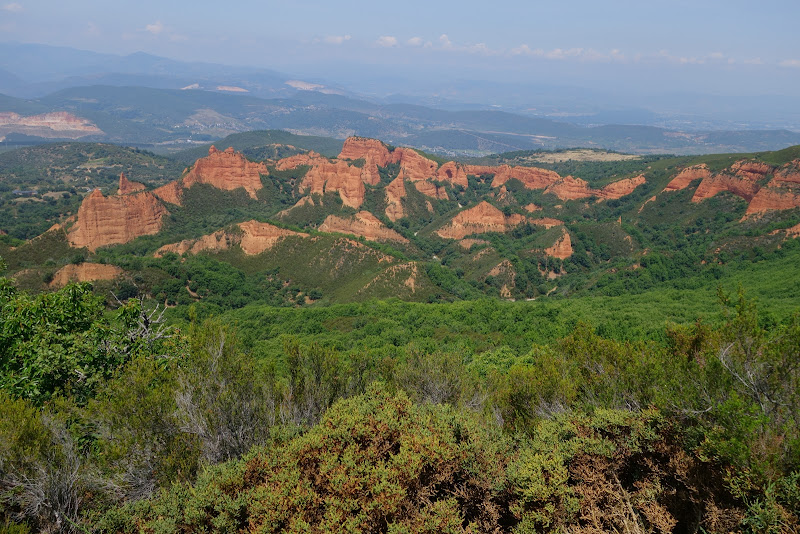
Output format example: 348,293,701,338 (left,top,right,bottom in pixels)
182,146,268,199
436,162,469,188
731,160,773,180
238,220,306,254
543,175,593,200
745,187,800,216
775,161,800,184
338,137,393,167
437,201,528,239
155,220,306,257
523,203,541,212
300,161,366,208
486,165,562,190
275,151,325,170
393,148,438,181
153,181,183,205
600,174,646,198
531,217,565,229
68,189,168,251
544,230,573,259
319,211,409,243
49,263,124,287
414,180,448,200
384,176,406,221
692,174,761,203
117,172,146,195
664,164,711,192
